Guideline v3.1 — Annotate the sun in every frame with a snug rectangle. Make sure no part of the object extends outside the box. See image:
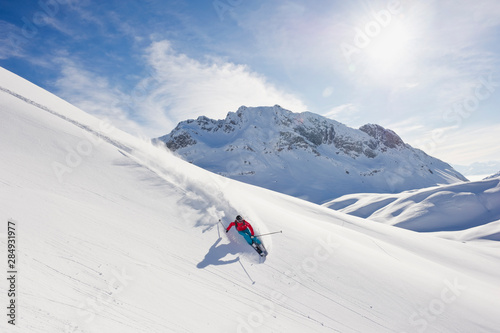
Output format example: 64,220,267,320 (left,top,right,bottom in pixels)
368,23,411,65
361,20,419,81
